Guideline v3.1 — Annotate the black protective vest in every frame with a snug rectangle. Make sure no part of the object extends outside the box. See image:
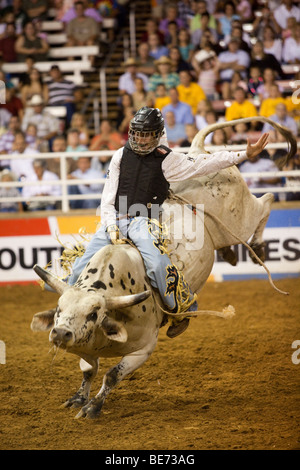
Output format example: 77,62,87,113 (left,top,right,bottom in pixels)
115,142,171,218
